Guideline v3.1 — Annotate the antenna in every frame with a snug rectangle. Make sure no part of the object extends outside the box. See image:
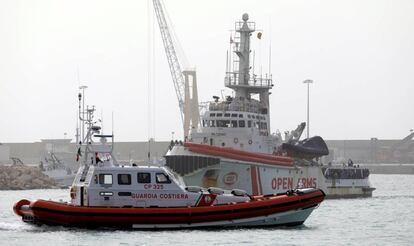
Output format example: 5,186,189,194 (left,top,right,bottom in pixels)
111,111,114,137
79,85,88,142
101,109,104,134
76,65,80,87
252,51,255,76
147,0,152,163
148,139,151,162
75,110,80,144
268,17,272,75
225,50,229,73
